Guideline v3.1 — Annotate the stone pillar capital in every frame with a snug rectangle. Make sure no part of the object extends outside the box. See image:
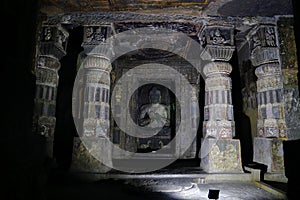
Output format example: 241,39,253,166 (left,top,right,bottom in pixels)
248,24,280,67
203,62,232,77
40,24,69,60
248,24,278,50
199,24,235,62
83,54,112,72
254,63,281,77
199,24,235,47
37,55,61,71
81,24,114,56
